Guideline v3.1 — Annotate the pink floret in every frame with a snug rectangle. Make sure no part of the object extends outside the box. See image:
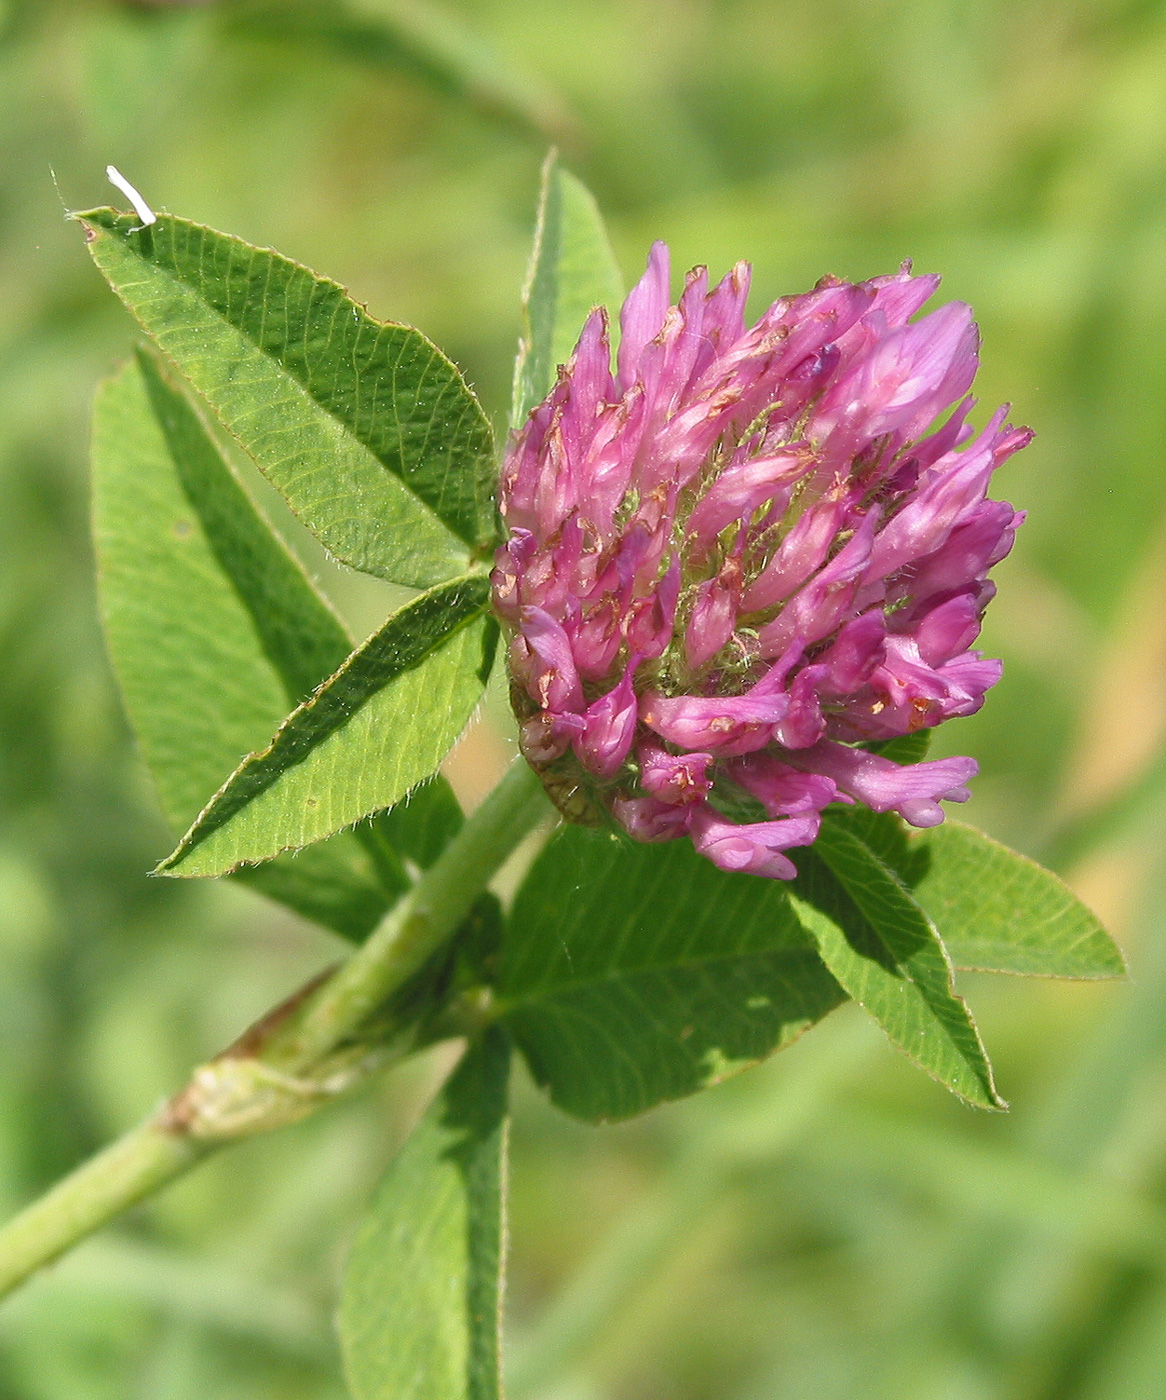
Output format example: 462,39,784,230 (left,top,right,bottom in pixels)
493,245,1029,878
